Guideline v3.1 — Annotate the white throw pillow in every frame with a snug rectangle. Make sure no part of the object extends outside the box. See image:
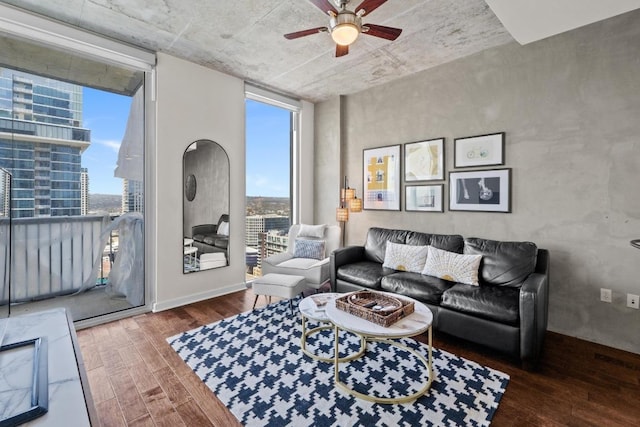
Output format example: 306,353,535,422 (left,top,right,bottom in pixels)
218,221,229,236
298,224,326,239
422,246,482,286
382,241,429,273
